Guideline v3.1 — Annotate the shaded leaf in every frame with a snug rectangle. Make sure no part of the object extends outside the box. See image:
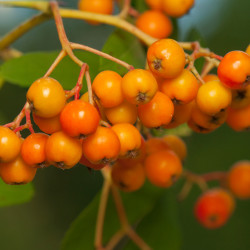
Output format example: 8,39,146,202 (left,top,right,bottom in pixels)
62,181,163,250
0,179,34,207
0,51,100,90
99,29,146,76
125,191,182,250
